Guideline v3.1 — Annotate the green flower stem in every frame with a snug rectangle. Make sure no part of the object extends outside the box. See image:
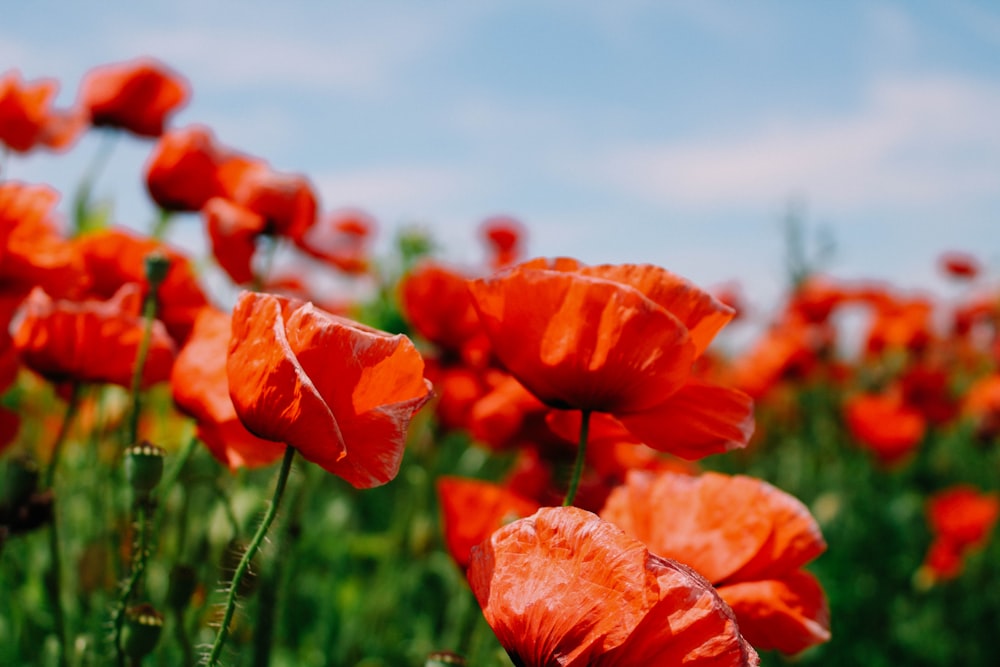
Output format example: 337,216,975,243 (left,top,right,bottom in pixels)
125,253,169,448
113,502,149,667
43,383,81,667
563,409,592,507
72,130,118,235
207,445,296,666
150,208,173,240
